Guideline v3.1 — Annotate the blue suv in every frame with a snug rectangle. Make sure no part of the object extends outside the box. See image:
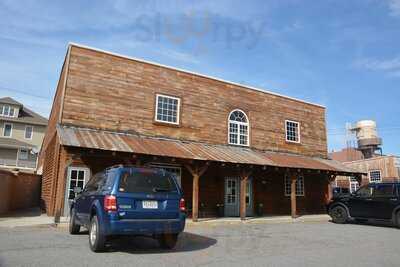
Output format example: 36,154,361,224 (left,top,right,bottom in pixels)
69,166,186,252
